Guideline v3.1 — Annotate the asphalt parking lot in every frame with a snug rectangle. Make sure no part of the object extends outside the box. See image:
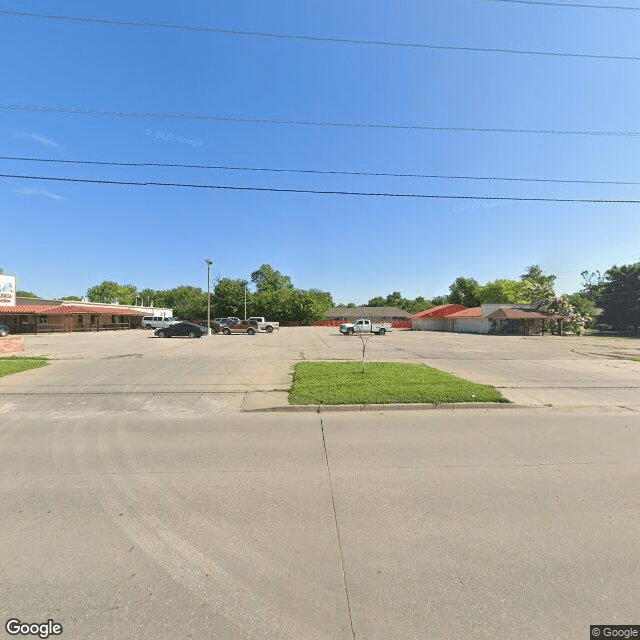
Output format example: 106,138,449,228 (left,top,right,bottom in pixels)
1,328,639,639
